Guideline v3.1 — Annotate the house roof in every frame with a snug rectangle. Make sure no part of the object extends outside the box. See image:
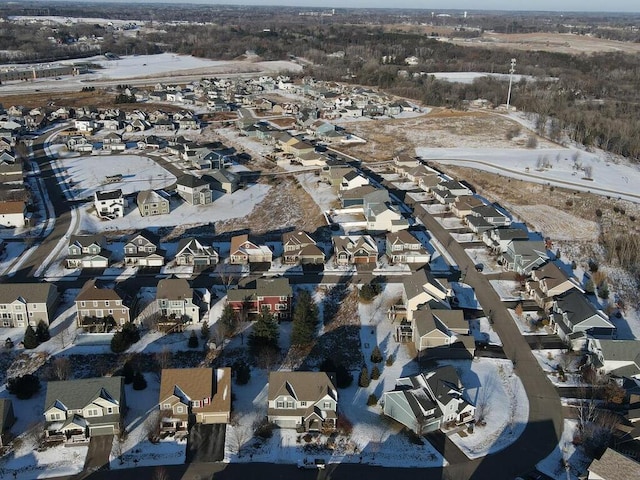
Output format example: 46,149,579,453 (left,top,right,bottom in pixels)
595,340,640,369
159,368,231,415
137,190,166,205
75,279,124,302
282,230,315,247
268,371,337,403
95,189,122,201
555,288,607,328
471,204,505,219
176,174,208,188
69,234,104,248
402,268,448,302
491,228,529,241
0,200,25,214
413,307,448,339
332,235,377,256
45,376,124,412
531,262,573,290
0,282,57,305
157,278,193,301
176,237,216,257
386,229,421,247
589,448,640,480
